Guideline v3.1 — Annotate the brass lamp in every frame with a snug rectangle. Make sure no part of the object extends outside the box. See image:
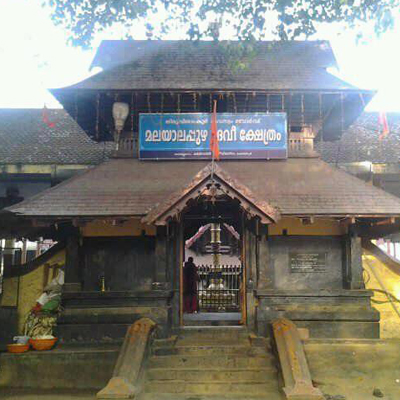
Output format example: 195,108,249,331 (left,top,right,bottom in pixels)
112,102,129,150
